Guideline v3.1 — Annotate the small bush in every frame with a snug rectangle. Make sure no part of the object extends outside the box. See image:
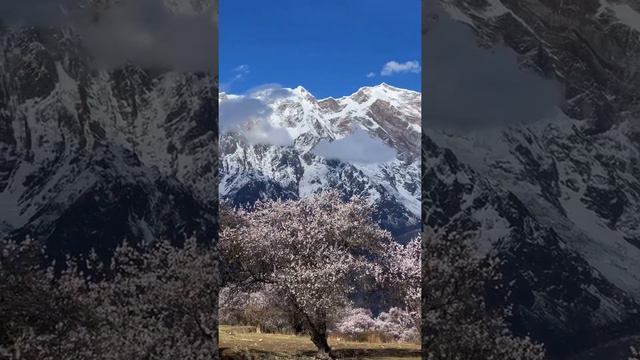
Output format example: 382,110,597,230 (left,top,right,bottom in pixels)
333,306,418,343
335,308,377,337
374,307,419,343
